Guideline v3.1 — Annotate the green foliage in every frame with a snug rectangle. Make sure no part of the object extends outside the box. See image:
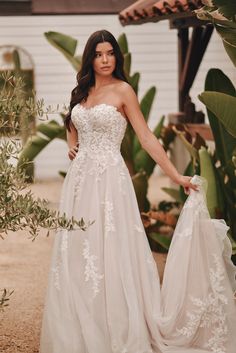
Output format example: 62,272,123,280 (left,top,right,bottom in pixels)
149,232,171,250
18,120,66,178
195,2,236,67
161,187,183,203
199,92,236,137
0,289,14,311
133,116,164,176
132,171,149,212
0,73,90,235
0,74,95,308
0,132,92,241
171,69,236,241
44,31,82,71
199,68,236,239
199,147,219,218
